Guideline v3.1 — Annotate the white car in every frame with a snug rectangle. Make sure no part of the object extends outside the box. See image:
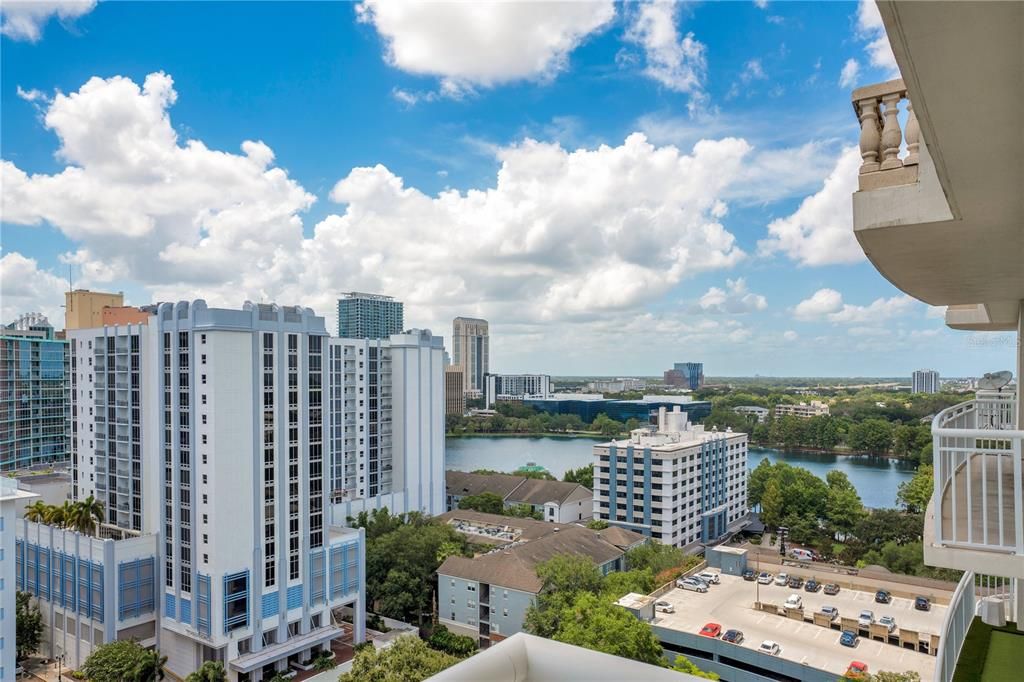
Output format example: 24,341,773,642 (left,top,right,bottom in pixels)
821,605,840,620
784,594,803,610
858,610,875,628
678,578,708,593
757,572,773,585
878,615,897,632
655,600,675,613
758,640,782,656
697,571,721,585
774,572,789,586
